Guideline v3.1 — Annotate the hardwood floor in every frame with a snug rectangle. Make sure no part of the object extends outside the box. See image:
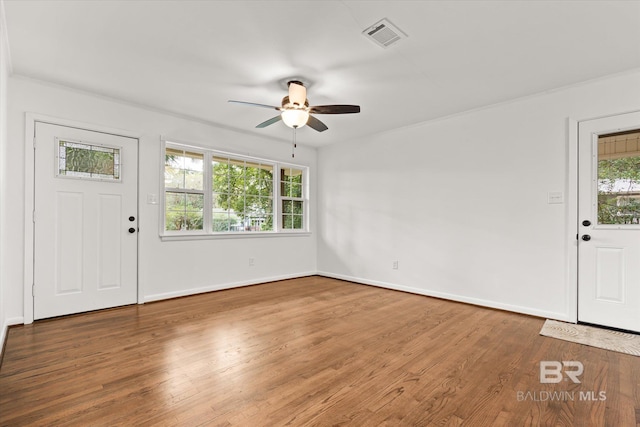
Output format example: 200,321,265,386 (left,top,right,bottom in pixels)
1,276,638,426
